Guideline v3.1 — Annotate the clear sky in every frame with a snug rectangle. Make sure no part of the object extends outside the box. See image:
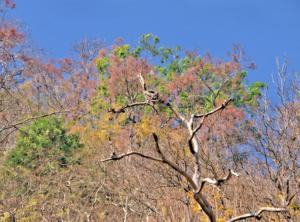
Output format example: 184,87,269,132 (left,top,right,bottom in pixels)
10,0,300,95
